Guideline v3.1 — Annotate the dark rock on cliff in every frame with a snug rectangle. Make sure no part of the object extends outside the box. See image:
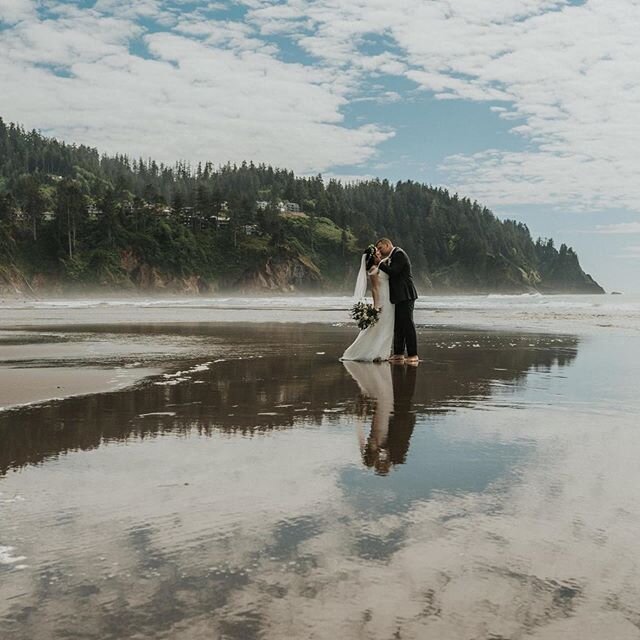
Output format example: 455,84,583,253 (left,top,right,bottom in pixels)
236,254,322,293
